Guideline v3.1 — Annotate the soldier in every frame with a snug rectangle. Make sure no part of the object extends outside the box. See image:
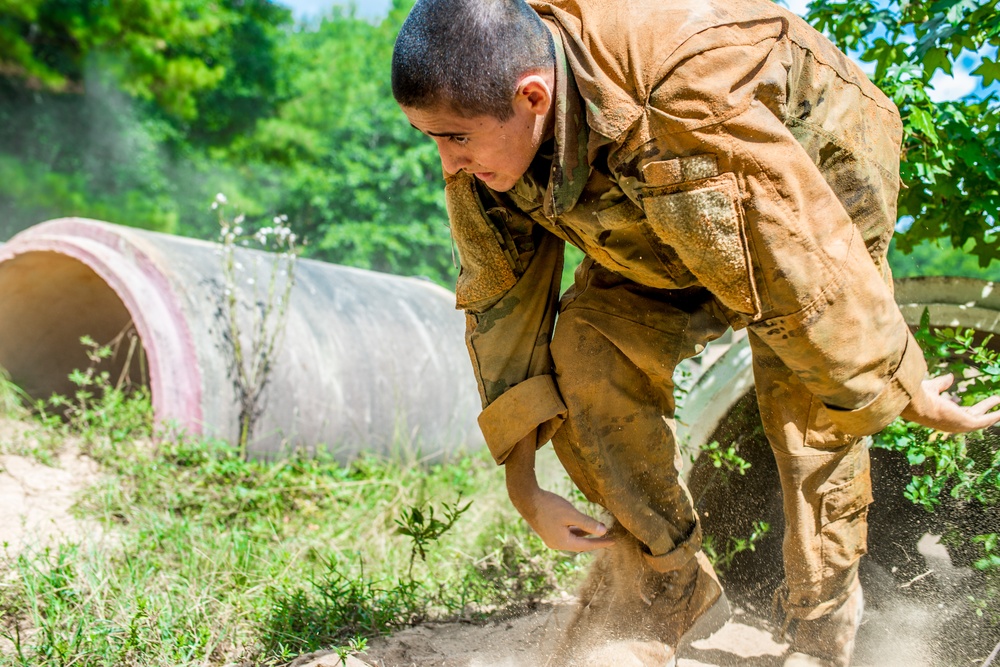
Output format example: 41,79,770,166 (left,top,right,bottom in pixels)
391,0,1000,665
